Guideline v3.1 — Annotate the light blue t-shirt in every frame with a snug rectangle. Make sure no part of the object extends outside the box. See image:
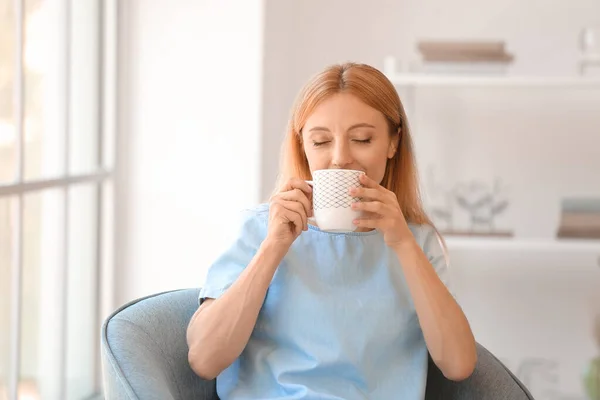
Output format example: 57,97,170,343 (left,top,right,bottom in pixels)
199,203,451,400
